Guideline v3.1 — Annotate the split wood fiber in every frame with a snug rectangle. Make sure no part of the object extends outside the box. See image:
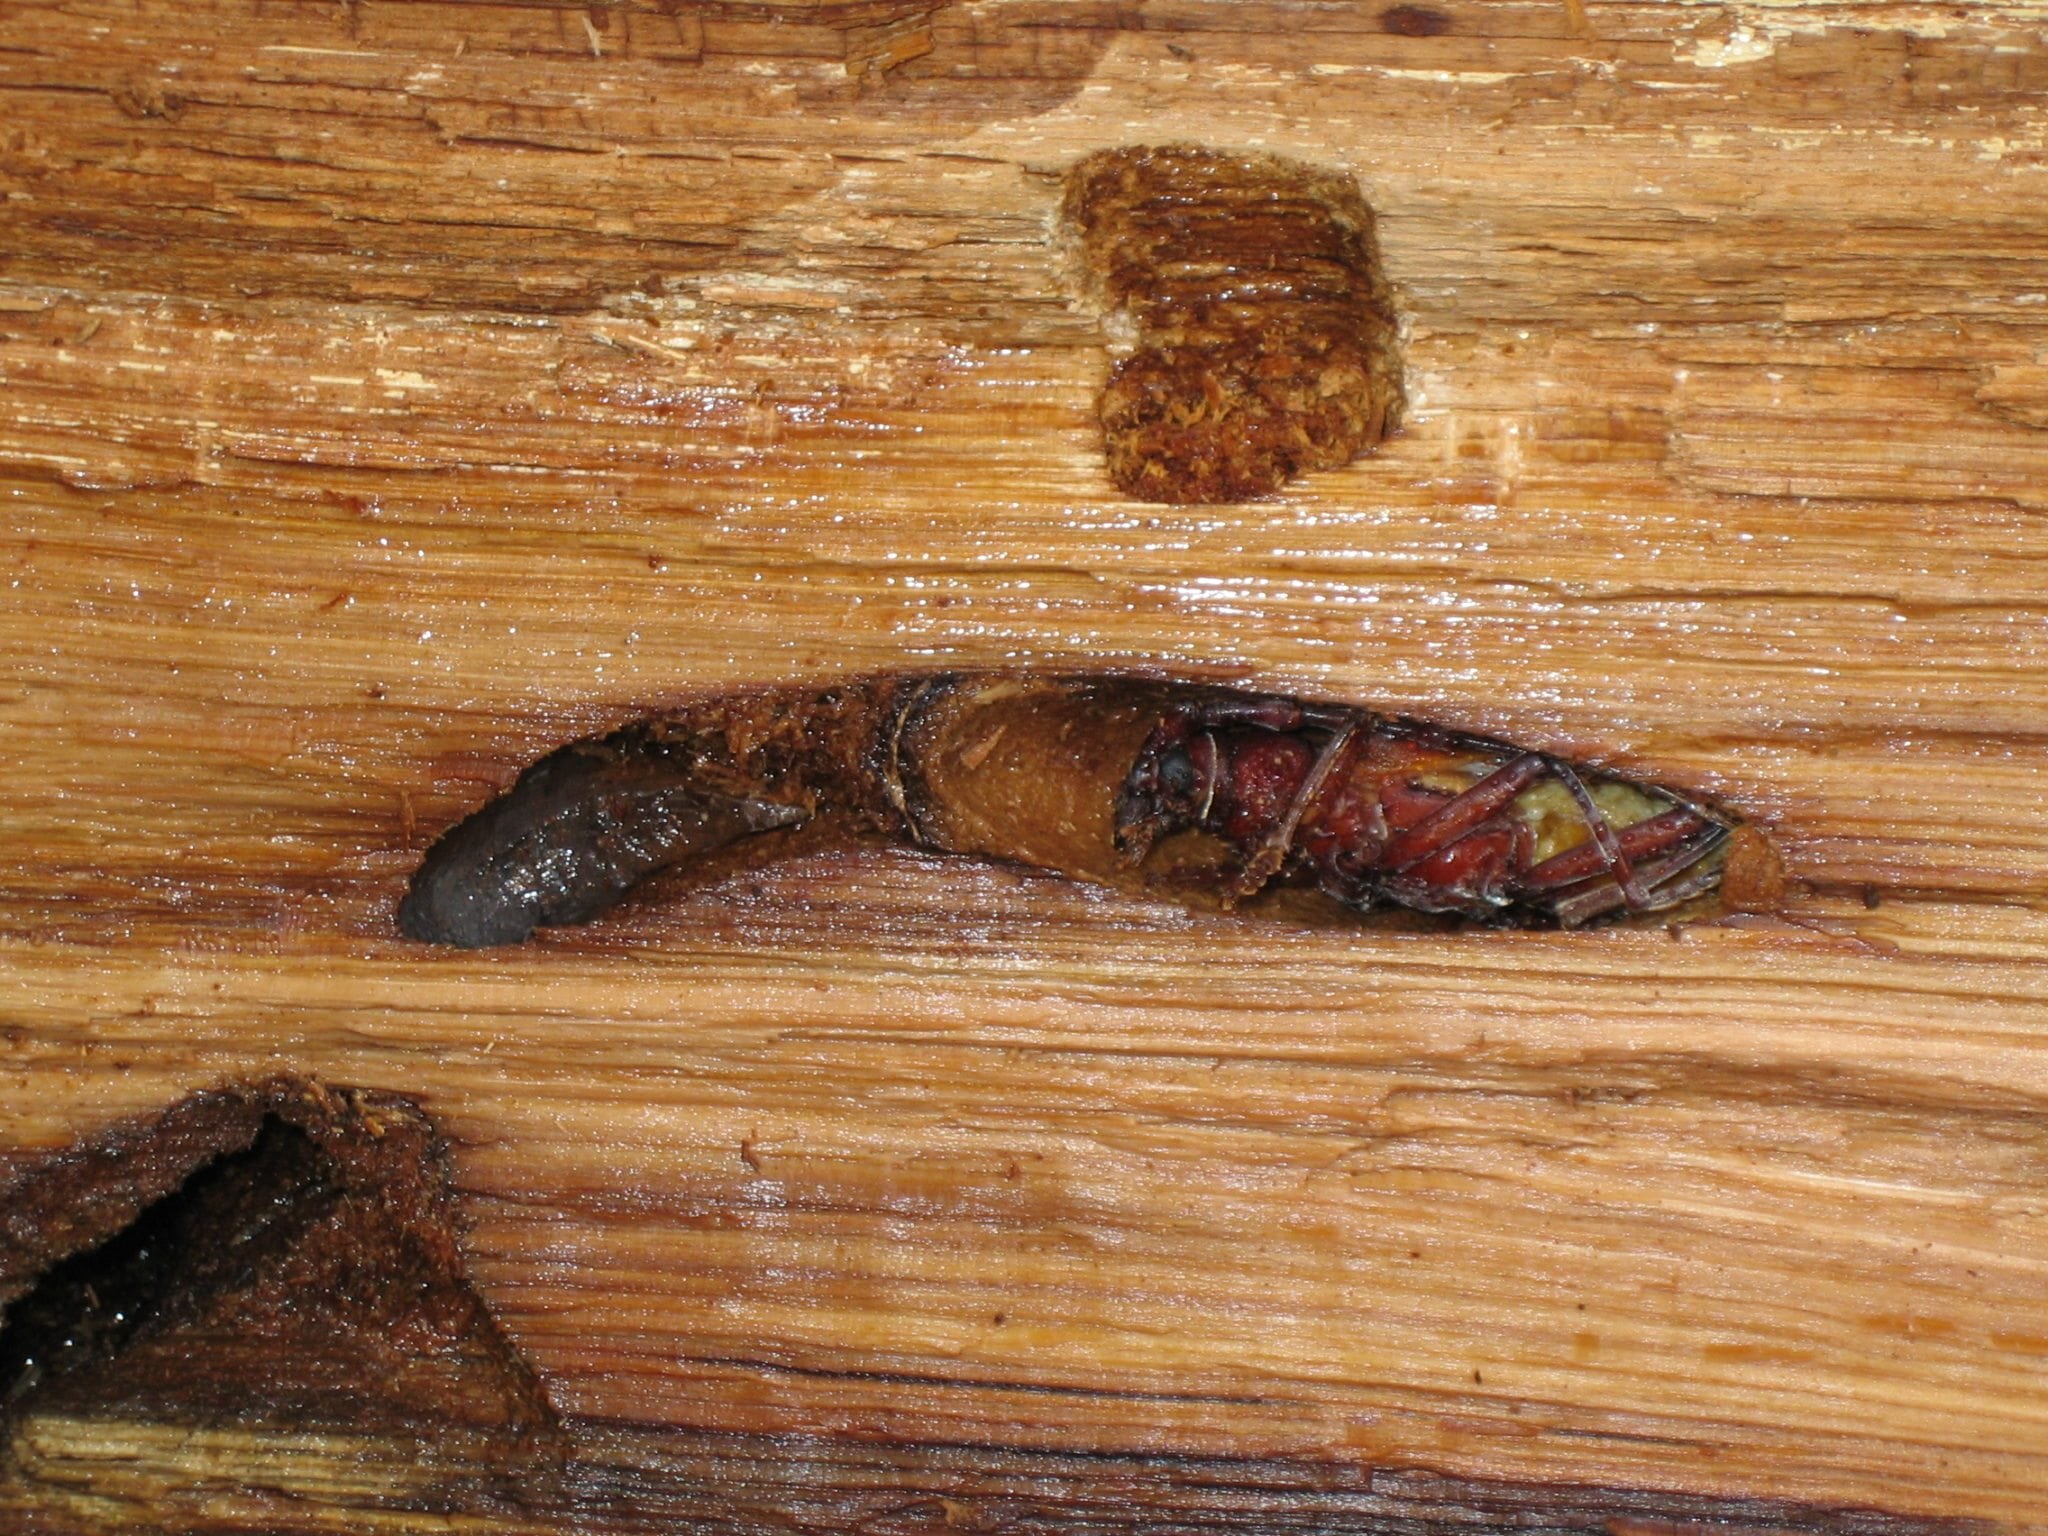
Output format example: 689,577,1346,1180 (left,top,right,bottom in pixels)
6,0,2048,1530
